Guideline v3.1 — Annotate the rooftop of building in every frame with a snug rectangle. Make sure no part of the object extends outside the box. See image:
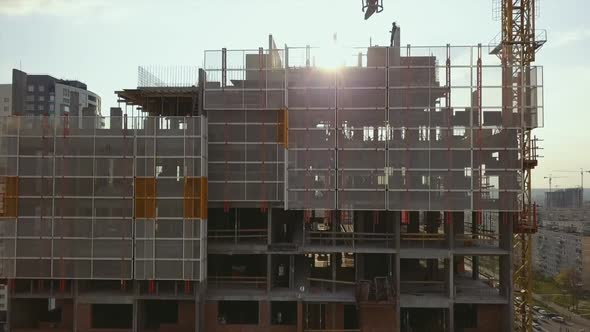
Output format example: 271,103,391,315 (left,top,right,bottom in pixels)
12,68,88,90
